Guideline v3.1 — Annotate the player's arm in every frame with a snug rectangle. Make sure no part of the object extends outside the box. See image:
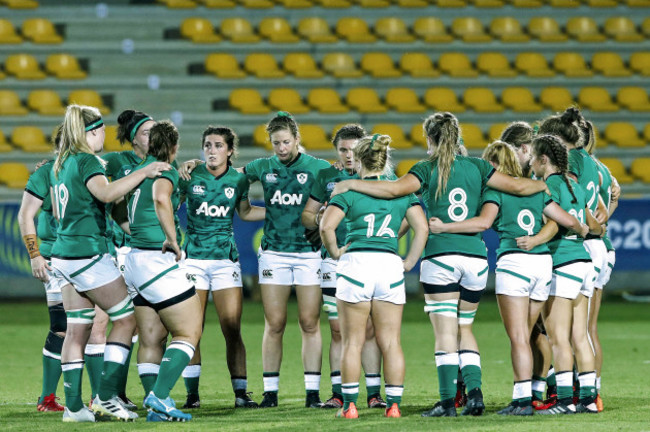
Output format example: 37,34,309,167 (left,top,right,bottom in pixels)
609,176,620,216
585,206,605,237
178,159,203,181
516,218,558,251
302,197,325,230
17,191,50,282
331,173,421,199
429,203,498,234
487,171,548,196
542,201,586,237
87,162,170,203
236,198,265,221
319,205,347,260
153,178,181,261
403,204,428,272
593,195,609,225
